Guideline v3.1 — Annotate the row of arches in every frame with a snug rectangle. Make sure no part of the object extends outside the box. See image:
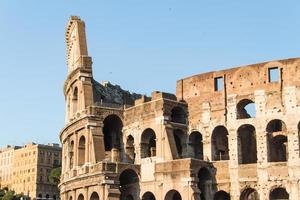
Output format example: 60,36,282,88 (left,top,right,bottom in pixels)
68,116,295,169
210,119,289,163
169,119,290,163
240,187,289,200
70,166,289,200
